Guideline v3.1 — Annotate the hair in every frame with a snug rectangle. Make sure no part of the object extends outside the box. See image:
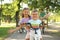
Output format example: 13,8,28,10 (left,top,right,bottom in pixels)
32,9,38,13
22,8,31,19
23,8,29,11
